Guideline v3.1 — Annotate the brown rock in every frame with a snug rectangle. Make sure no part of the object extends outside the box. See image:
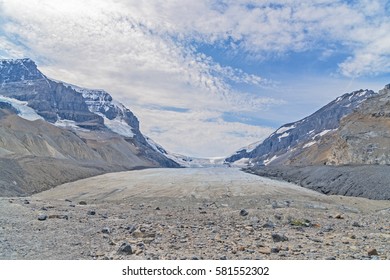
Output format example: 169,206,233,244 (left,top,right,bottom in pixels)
368,248,378,256
335,214,344,219
258,248,271,255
